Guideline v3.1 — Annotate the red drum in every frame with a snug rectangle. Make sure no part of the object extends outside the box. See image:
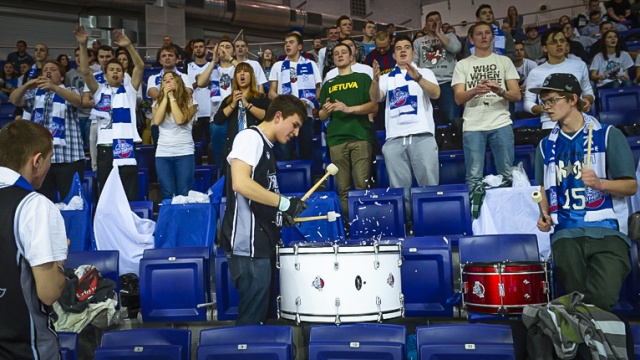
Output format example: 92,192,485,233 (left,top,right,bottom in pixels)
461,261,549,315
